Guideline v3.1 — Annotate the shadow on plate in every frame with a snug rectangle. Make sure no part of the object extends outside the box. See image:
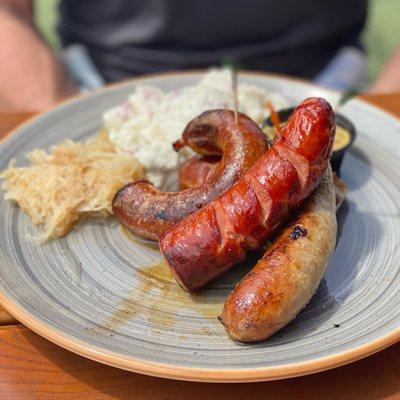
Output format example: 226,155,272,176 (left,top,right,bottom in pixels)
343,146,373,190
